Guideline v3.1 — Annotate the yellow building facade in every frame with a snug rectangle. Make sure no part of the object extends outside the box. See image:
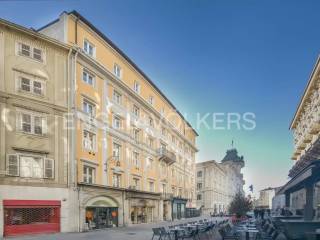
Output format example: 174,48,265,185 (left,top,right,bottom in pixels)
39,10,198,229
